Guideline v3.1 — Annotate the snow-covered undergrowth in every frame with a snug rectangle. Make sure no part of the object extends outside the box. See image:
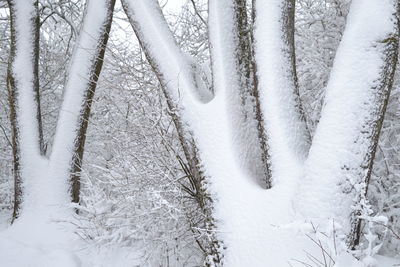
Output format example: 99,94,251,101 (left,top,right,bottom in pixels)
0,208,144,267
